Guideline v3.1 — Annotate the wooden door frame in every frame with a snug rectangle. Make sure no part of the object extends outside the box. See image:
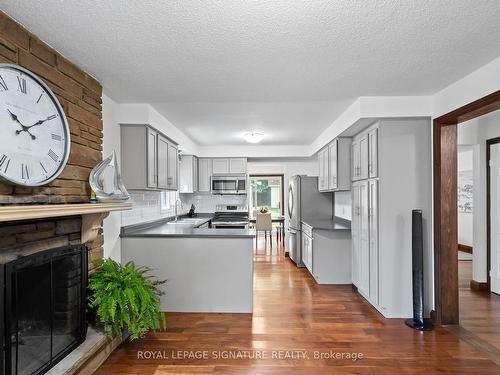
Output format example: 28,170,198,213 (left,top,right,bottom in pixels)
434,90,500,325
